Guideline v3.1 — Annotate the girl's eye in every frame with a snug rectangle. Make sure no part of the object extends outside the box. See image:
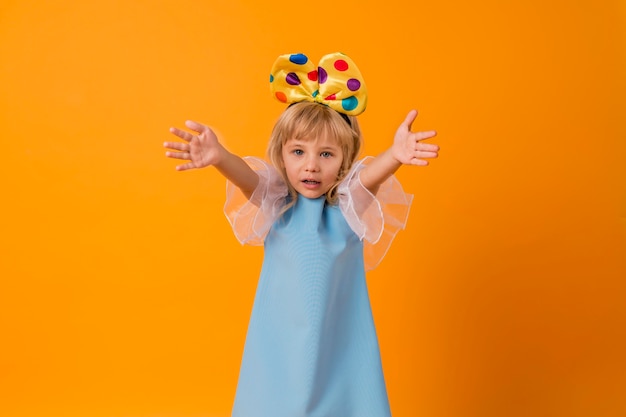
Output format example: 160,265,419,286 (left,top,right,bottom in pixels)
293,149,303,156
321,151,332,158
